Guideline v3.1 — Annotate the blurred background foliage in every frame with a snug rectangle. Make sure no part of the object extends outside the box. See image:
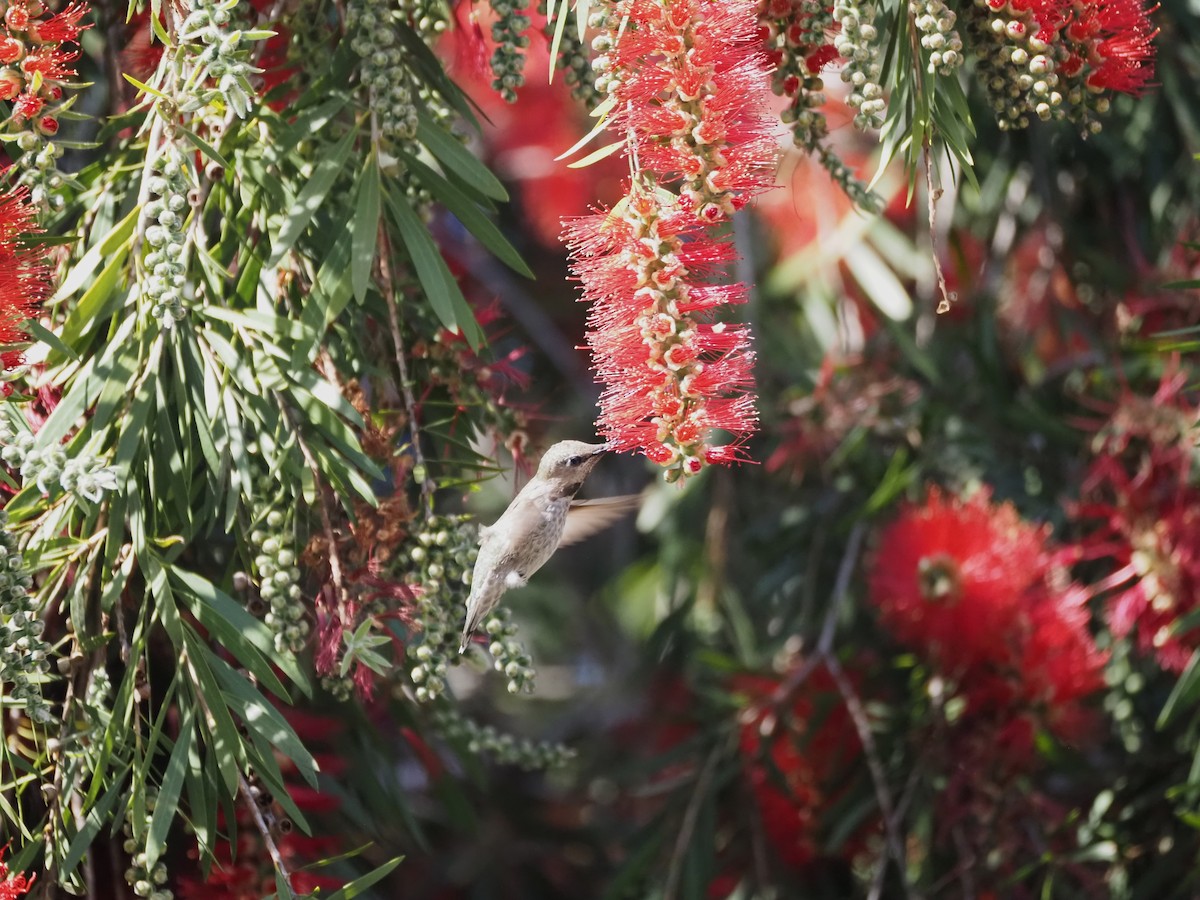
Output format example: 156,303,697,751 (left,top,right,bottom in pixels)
0,0,1197,897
